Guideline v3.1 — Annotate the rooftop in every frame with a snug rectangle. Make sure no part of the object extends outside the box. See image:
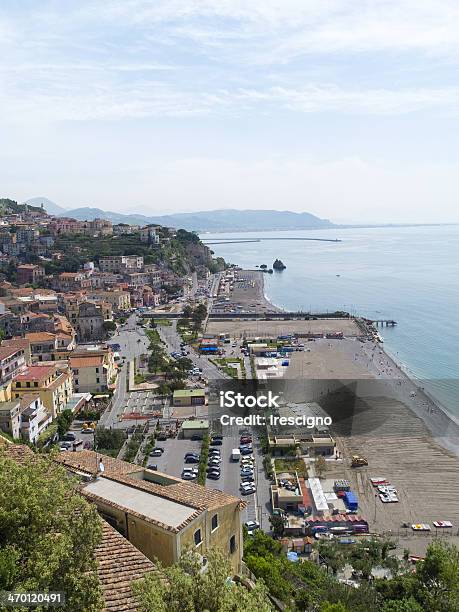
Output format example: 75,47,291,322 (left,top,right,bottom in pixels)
173,389,206,398
85,477,197,529
181,419,209,430
96,521,158,612
14,364,56,382
70,355,104,368
56,450,245,522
